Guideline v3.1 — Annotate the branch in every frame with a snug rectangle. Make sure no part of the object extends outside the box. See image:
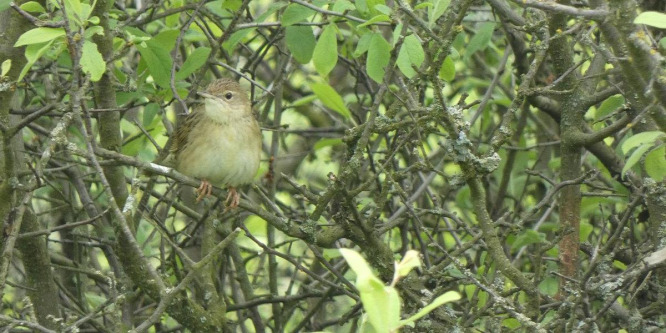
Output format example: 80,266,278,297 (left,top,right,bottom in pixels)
131,229,242,333
0,314,56,333
10,2,64,27
290,0,370,24
509,0,608,19
18,208,109,238
579,114,632,145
